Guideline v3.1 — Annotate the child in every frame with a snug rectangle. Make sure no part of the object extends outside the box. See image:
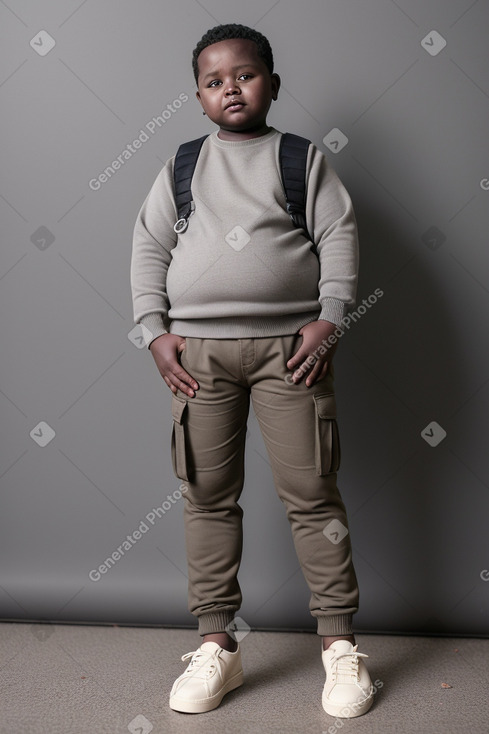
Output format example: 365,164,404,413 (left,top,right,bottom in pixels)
131,23,375,718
